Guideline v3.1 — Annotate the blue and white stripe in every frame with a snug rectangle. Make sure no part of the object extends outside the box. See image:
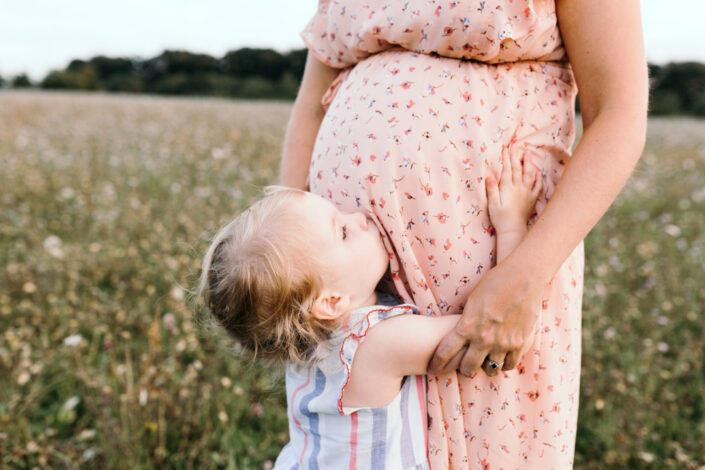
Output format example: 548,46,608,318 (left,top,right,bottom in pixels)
273,303,429,470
